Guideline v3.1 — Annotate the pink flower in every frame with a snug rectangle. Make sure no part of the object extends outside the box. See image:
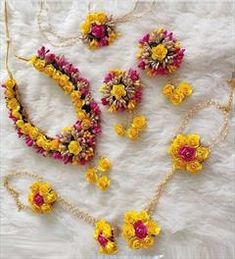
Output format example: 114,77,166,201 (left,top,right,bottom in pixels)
91,24,106,39
139,33,150,44
34,193,44,206
138,60,146,69
98,37,109,47
128,69,139,81
101,97,108,105
74,121,82,131
63,64,78,74
25,138,34,147
63,154,72,164
90,101,101,115
98,234,108,247
52,152,62,160
134,220,148,239
178,146,196,162
104,72,114,83
55,55,69,67
37,46,49,58
45,53,55,63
